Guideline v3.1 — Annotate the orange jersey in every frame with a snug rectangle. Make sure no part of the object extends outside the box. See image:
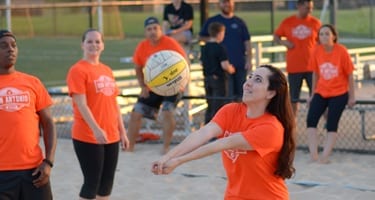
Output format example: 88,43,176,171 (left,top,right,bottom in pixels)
212,103,288,200
132,35,186,68
66,60,120,144
310,44,354,98
275,15,321,73
0,71,53,170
